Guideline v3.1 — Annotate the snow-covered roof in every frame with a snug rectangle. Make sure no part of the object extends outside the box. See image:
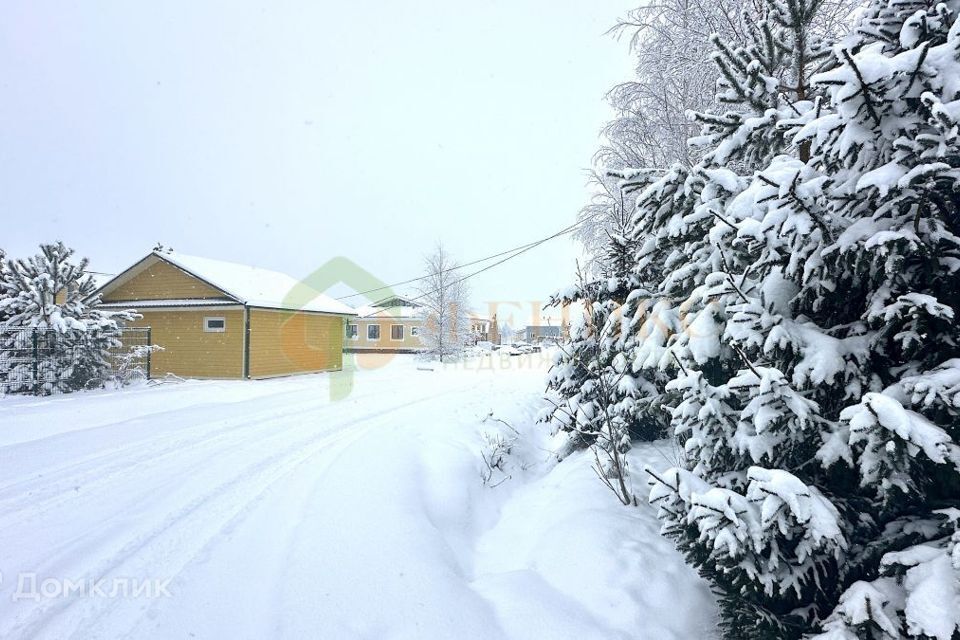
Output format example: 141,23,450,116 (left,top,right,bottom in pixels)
86,273,115,290
353,300,491,321
98,298,240,309
100,251,355,316
353,294,422,319
354,304,422,319
370,295,421,308
159,251,355,315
